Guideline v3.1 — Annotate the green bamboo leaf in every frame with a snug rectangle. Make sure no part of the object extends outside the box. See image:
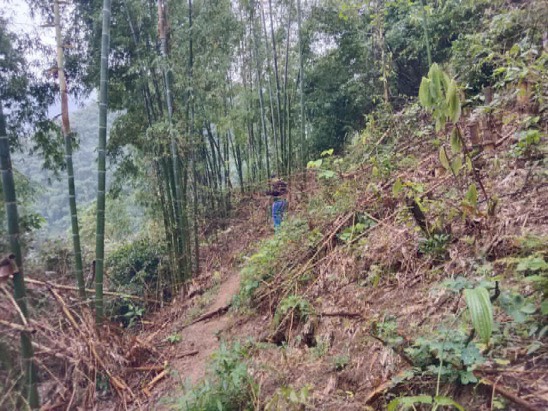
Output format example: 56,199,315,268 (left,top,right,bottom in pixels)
439,147,450,170
464,287,494,344
465,155,473,171
450,128,463,154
